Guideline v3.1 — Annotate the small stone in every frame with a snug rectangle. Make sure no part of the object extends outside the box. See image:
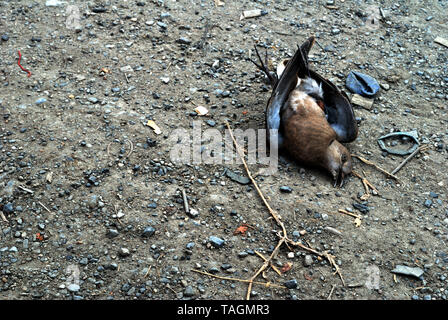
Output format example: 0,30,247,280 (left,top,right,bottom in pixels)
45,0,64,6
91,6,107,13
205,120,216,127
280,186,293,193
88,97,99,104
284,279,298,289
157,22,168,29
35,98,47,105
429,192,438,198
331,28,341,35
67,283,80,292
209,236,225,248
380,83,390,90
184,285,196,297
188,208,199,218
106,229,119,238
177,37,191,45
118,248,130,257
120,65,133,73
391,265,424,279
142,226,155,237
424,199,432,208
1,34,9,41
3,203,14,215
304,255,313,267
160,77,170,84
225,169,250,185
